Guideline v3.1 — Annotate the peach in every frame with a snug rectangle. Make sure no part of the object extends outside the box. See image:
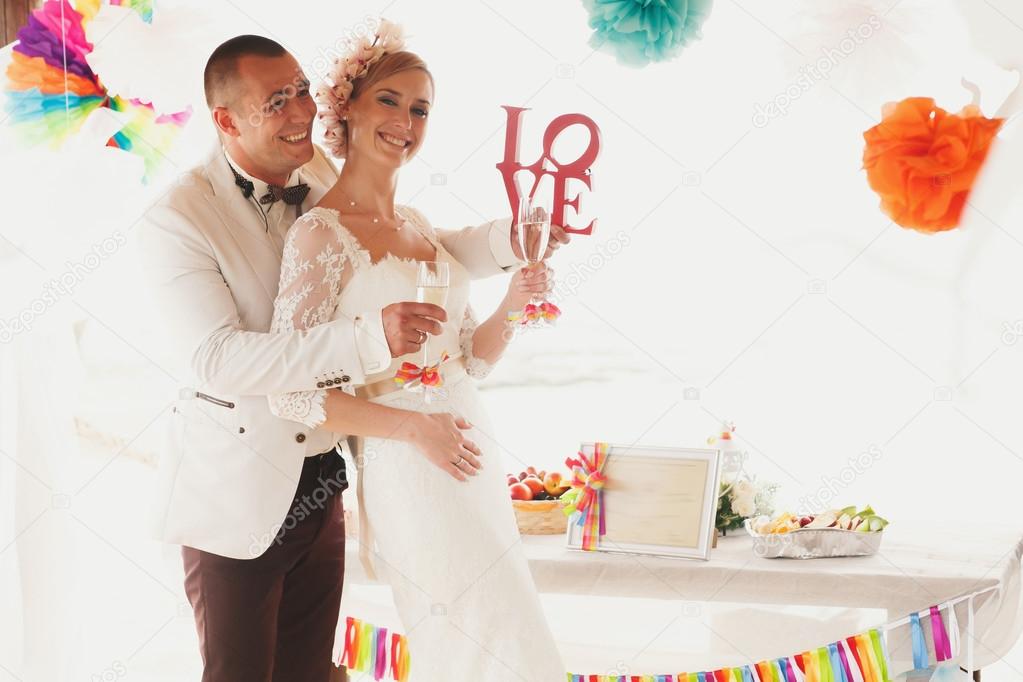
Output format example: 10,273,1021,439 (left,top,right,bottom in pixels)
543,472,571,497
506,475,519,487
522,476,545,497
509,482,533,501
